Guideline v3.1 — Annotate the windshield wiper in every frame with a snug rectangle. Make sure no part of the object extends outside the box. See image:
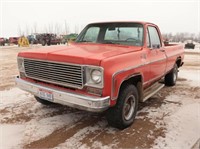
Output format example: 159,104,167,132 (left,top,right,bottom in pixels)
102,41,117,44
